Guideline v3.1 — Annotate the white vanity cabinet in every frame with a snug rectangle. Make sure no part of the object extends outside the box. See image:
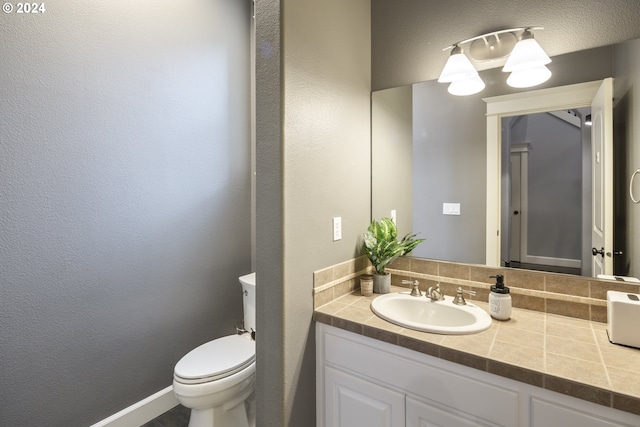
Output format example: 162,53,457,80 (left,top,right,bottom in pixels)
325,366,405,426
316,323,640,427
